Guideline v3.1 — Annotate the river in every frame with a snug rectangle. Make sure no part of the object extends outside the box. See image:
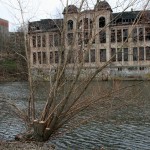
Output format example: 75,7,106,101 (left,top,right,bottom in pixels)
0,81,150,149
